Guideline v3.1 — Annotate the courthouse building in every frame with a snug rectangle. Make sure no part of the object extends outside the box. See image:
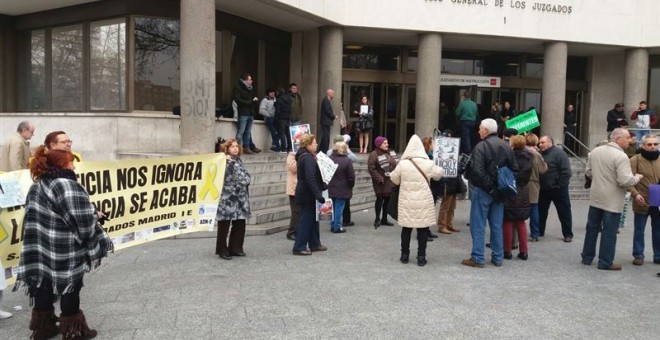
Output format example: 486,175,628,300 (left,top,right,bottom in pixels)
1,0,659,158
